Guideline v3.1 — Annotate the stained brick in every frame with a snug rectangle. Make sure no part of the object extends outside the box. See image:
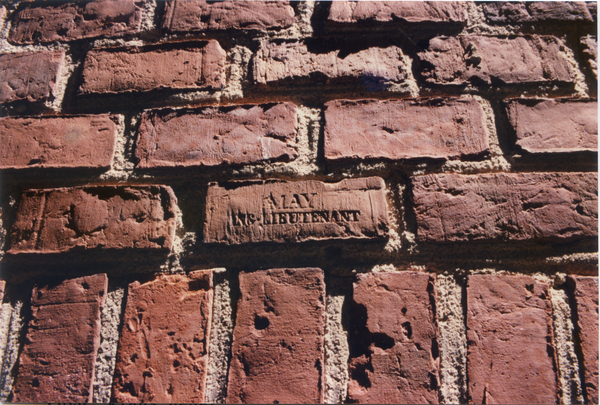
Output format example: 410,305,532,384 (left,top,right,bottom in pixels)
79,41,226,95
328,1,468,23
324,98,489,161
204,177,389,244
412,172,598,242
348,272,438,404
467,274,557,404
9,186,177,254
567,275,599,404
162,0,295,32
112,271,213,403
0,115,118,170
12,274,107,402
581,35,597,79
227,268,325,403
136,103,298,168
418,35,575,85
0,51,64,104
483,1,594,23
